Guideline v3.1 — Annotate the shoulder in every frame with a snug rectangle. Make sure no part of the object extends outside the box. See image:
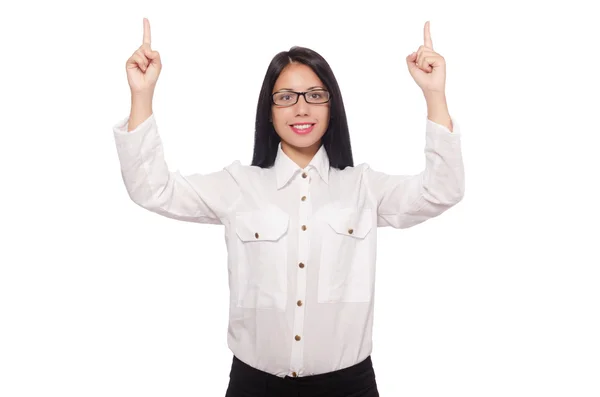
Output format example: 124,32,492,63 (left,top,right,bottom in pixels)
223,160,274,178
327,163,374,190
330,162,371,177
